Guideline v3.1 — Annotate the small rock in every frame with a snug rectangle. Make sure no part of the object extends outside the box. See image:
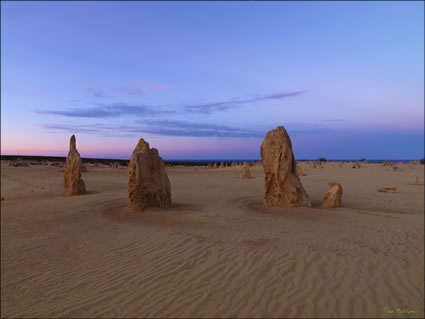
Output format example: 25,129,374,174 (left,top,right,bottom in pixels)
377,187,397,193
321,183,343,208
409,175,420,185
240,166,251,179
352,162,361,169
